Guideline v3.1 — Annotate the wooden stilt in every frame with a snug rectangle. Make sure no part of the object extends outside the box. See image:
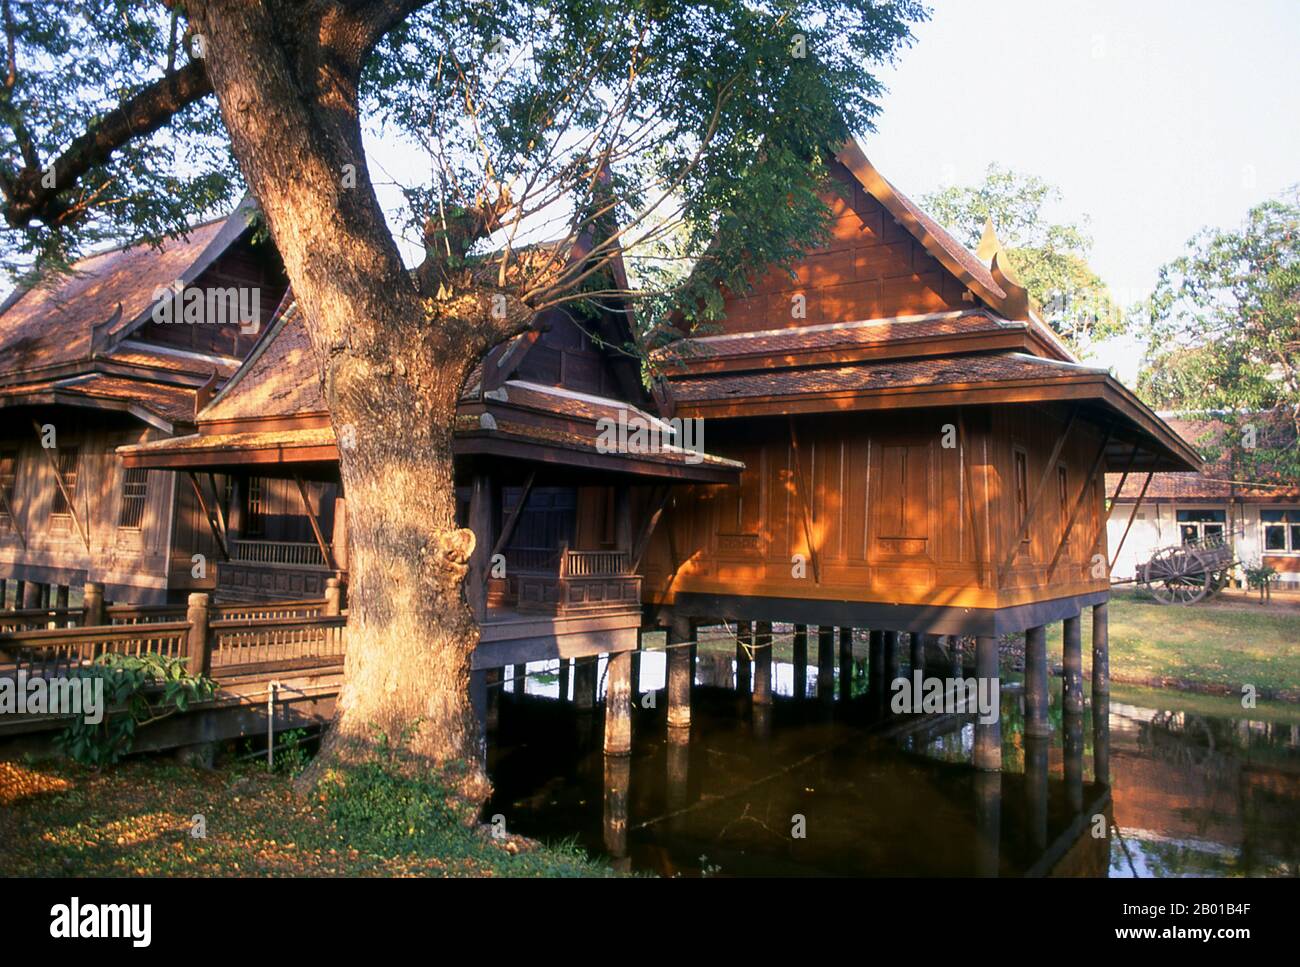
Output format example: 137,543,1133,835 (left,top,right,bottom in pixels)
883,630,900,685
1024,625,1049,737
1091,601,1109,697
753,620,772,706
574,656,598,711
1093,690,1110,786
947,635,963,678
21,579,40,609
839,627,854,700
792,624,808,699
735,620,752,694
667,615,692,730
81,581,104,627
558,658,571,702
817,625,835,701
910,632,926,676
603,755,631,868
1025,734,1049,851
973,635,1001,771
511,663,526,694
485,668,501,732
974,770,1001,877
1063,614,1083,715
604,651,633,755
55,584,69,628
868,629,885,716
